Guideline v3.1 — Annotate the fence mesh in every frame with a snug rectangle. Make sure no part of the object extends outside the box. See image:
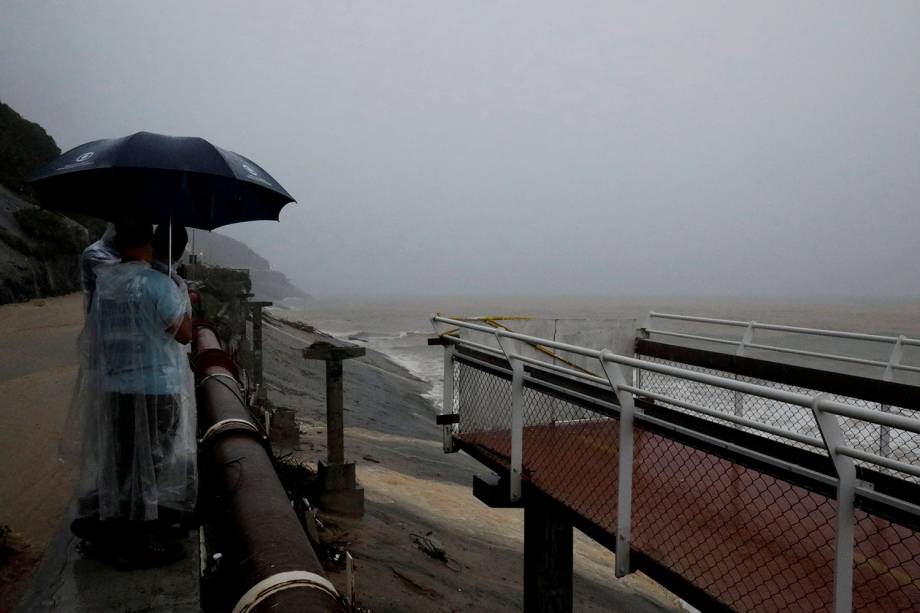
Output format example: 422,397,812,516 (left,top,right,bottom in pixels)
638,356,920,476
451,356,920,612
